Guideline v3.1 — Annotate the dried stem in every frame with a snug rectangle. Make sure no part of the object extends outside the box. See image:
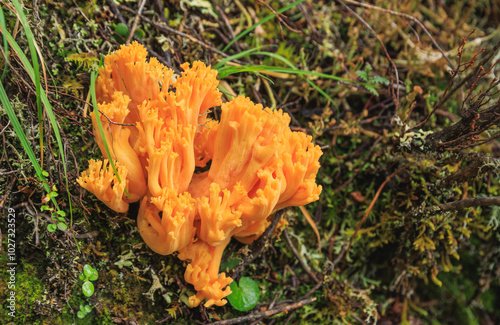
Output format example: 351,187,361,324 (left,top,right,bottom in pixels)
283,229,321,284
340,0,400,114
422,196,500,213
125,0,147,45
207,297,317,325
117,4,235,60
228,209,285,280
442,39,500,105
343,0,455,69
